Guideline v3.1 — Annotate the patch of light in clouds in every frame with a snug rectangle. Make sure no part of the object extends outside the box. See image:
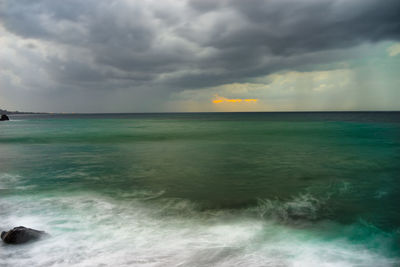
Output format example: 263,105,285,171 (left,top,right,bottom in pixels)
387,43,400,57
